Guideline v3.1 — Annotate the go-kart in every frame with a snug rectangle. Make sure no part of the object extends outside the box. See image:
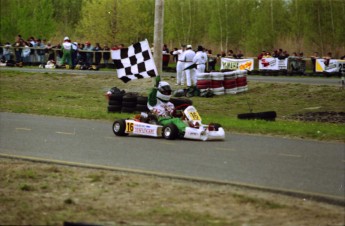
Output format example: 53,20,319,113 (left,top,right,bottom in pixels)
112,105,225,141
